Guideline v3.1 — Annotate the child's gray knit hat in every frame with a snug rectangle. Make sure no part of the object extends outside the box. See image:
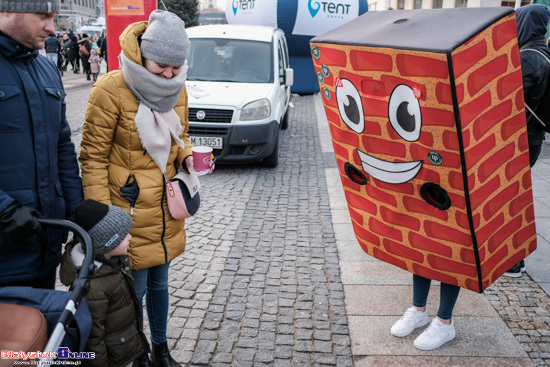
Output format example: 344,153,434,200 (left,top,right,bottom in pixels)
73,199,132,256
